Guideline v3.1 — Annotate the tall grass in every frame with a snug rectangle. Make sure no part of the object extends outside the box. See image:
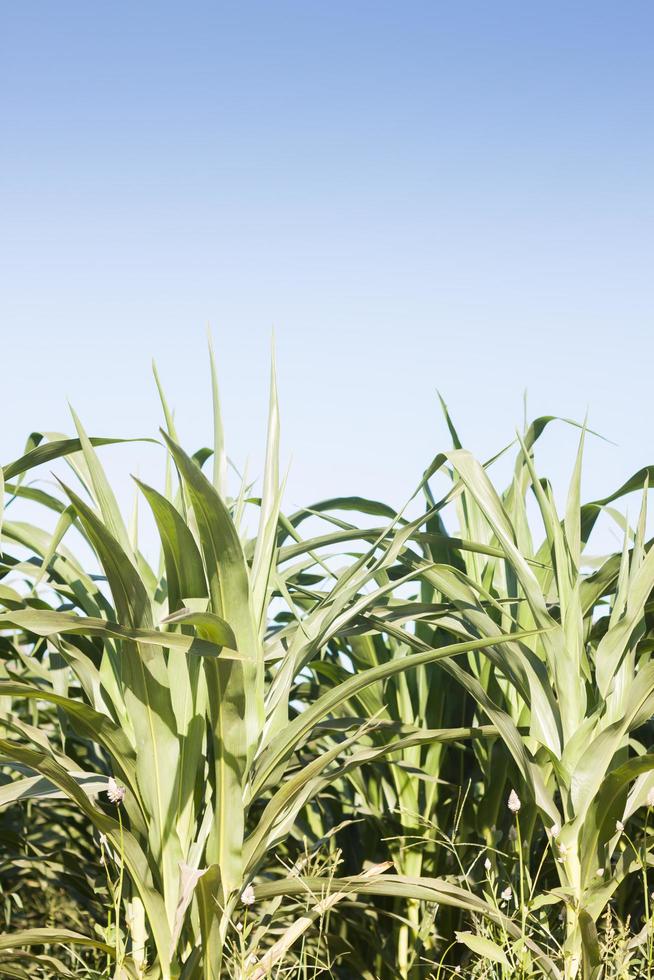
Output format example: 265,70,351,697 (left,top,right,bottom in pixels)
0,349,653,979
